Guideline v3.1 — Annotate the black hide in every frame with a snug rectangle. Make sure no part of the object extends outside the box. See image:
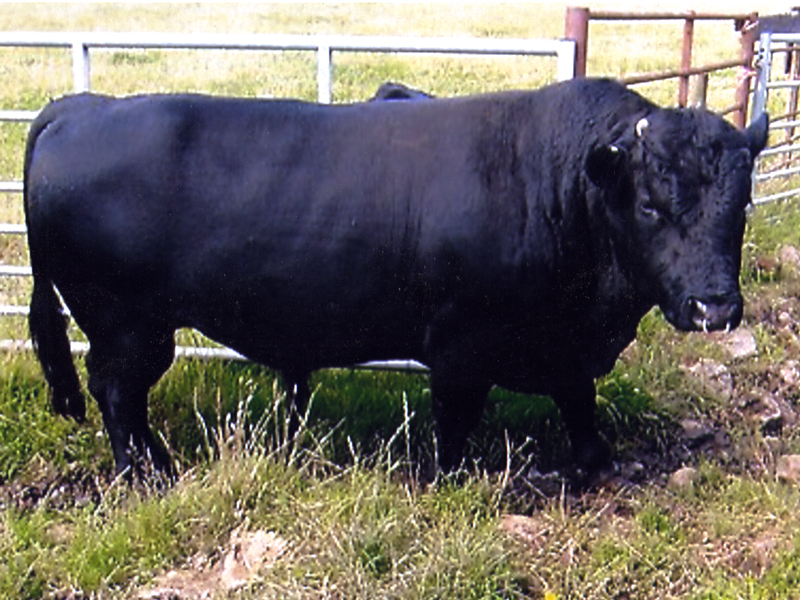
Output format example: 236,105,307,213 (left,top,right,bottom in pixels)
23,78,768,476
